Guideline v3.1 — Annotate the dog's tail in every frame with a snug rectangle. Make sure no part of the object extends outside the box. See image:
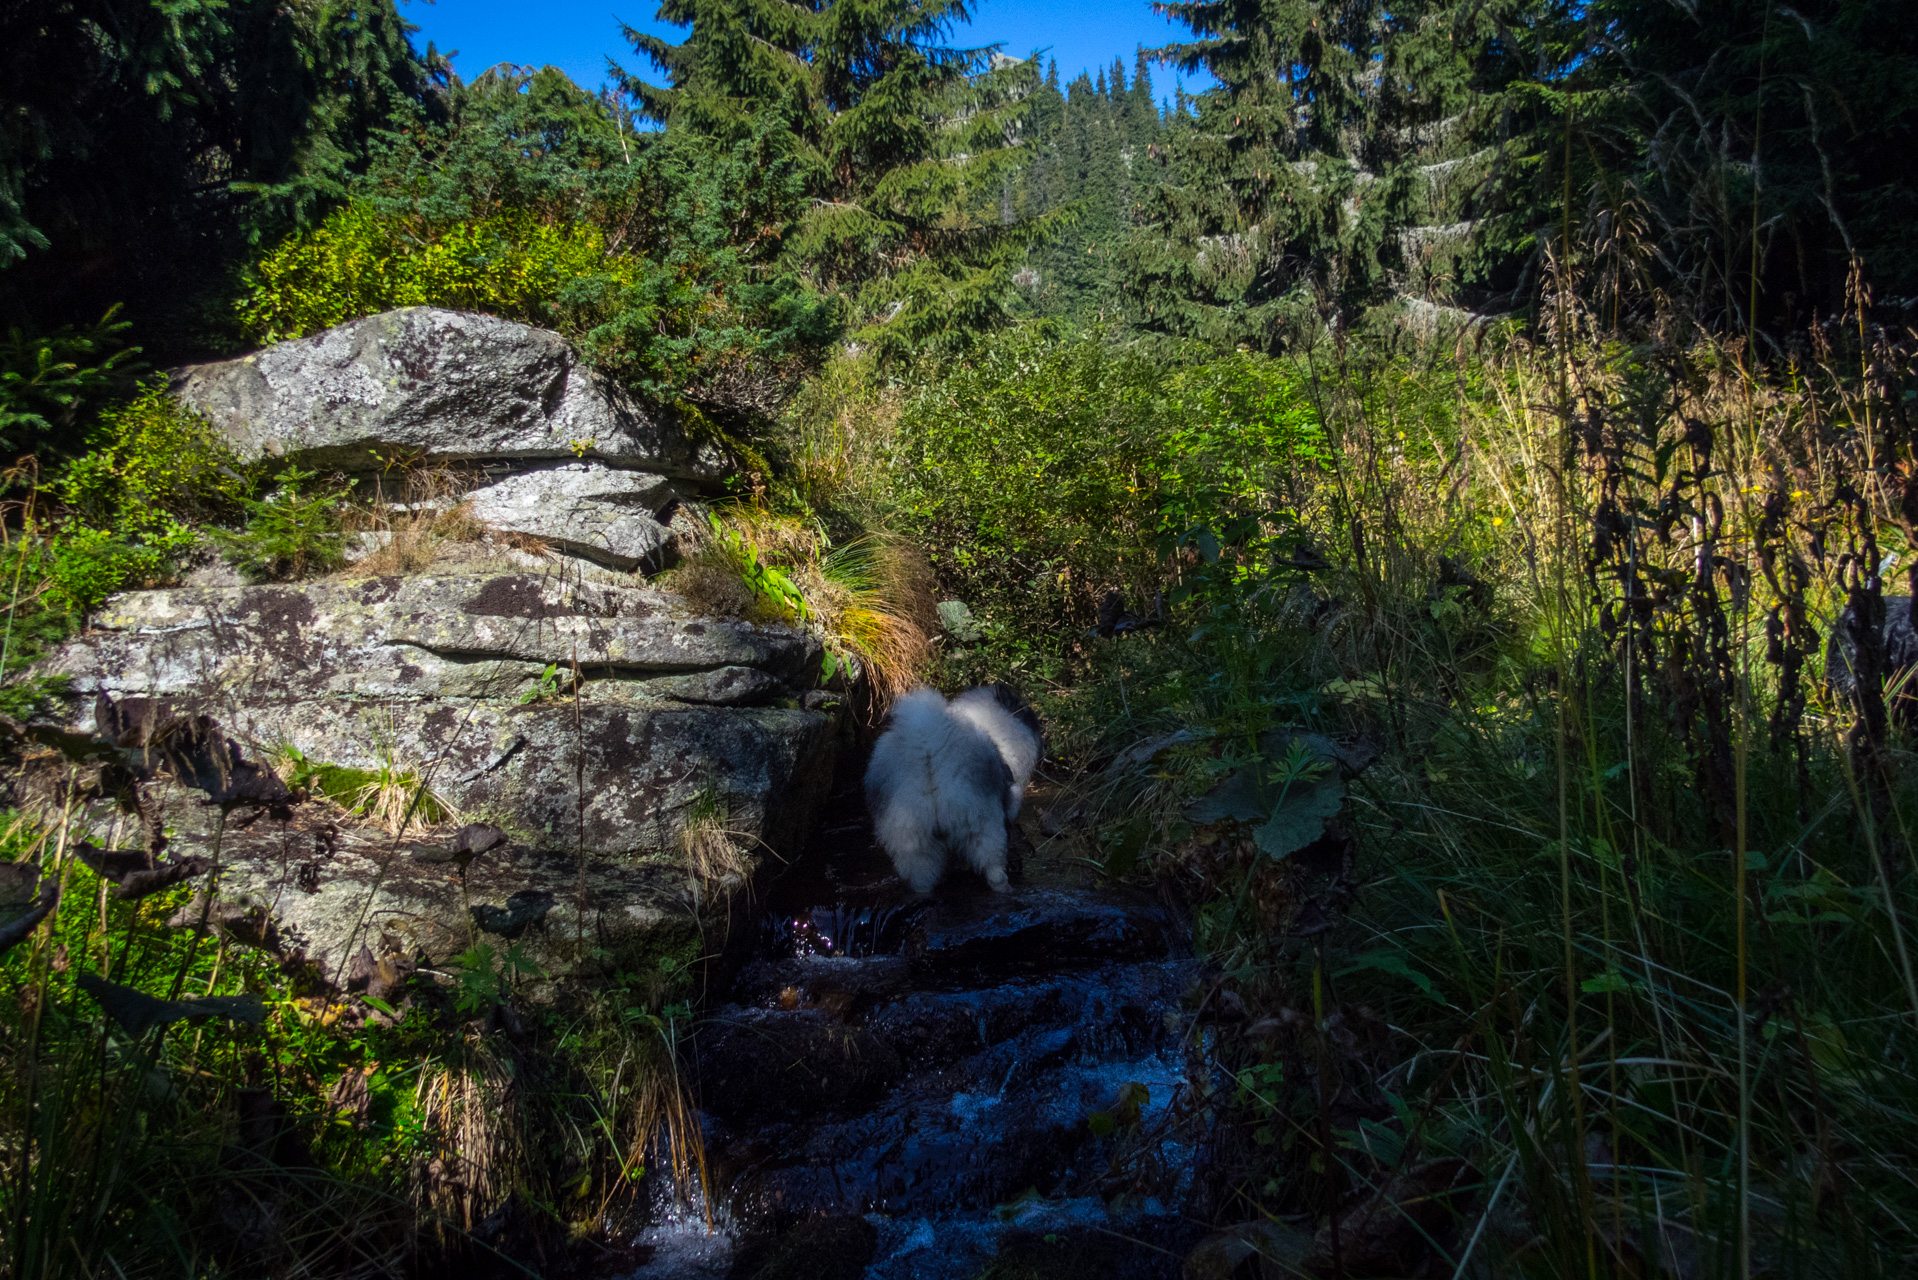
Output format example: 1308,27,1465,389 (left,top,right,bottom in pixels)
948,684,1042,794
